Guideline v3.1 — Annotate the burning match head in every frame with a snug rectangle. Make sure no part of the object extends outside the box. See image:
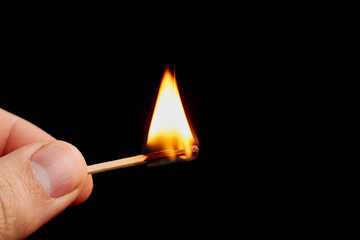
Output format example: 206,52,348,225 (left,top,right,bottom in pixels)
145,66,199,165
146,144,199,167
